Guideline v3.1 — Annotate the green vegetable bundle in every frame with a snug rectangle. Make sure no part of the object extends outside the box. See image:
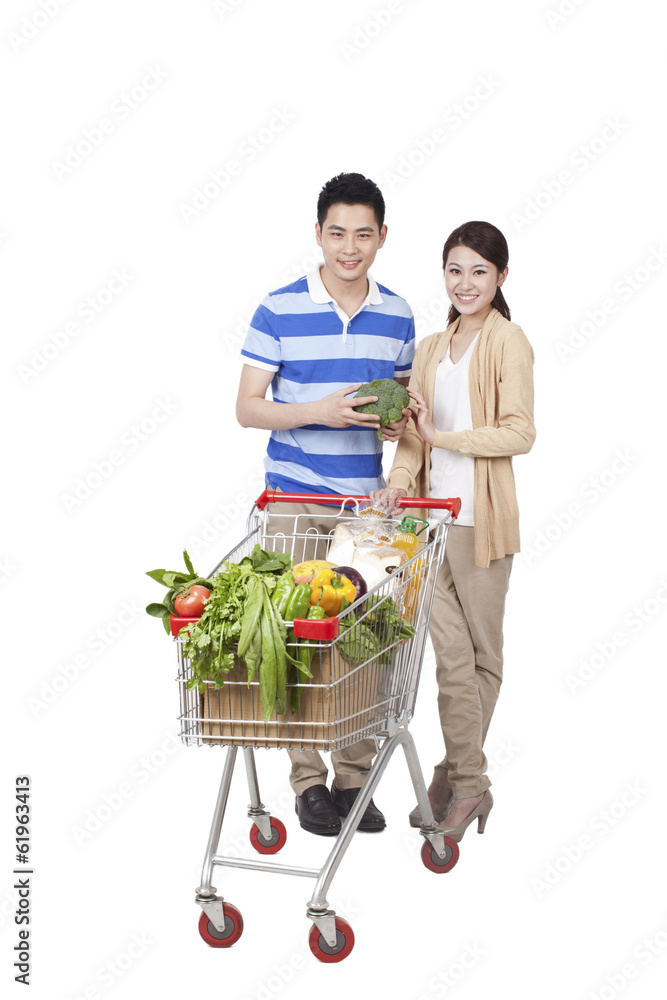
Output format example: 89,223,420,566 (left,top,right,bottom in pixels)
145,550,214,632
180,544,297,721
339,593,416,666
339,620,382,665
